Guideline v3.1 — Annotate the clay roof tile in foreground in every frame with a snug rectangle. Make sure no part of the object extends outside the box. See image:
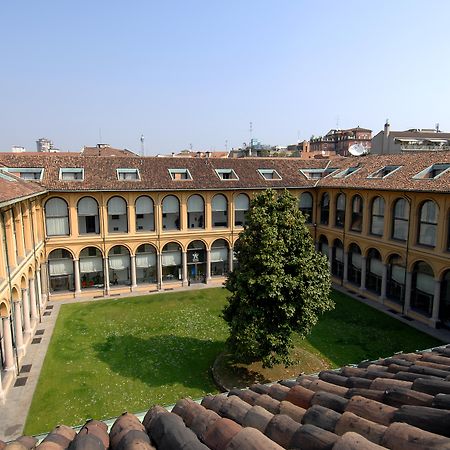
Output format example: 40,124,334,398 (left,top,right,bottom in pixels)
4,344,450,449
0,171,46,205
